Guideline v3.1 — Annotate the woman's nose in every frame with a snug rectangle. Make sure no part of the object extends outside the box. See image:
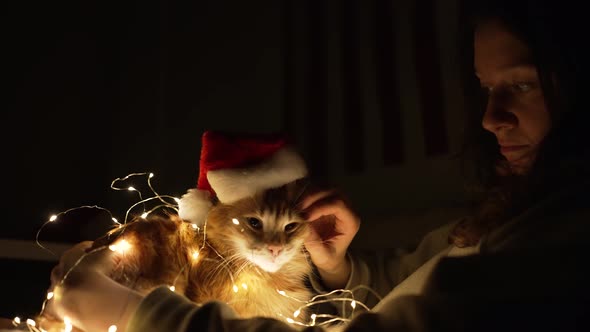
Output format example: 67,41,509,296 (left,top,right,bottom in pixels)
481,92,516,134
